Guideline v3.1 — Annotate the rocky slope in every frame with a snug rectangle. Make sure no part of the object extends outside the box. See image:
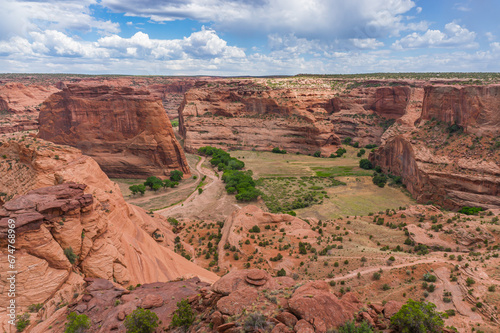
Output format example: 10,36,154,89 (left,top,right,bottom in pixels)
38,84,190,178
0,137,217,332
371,84,500,209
